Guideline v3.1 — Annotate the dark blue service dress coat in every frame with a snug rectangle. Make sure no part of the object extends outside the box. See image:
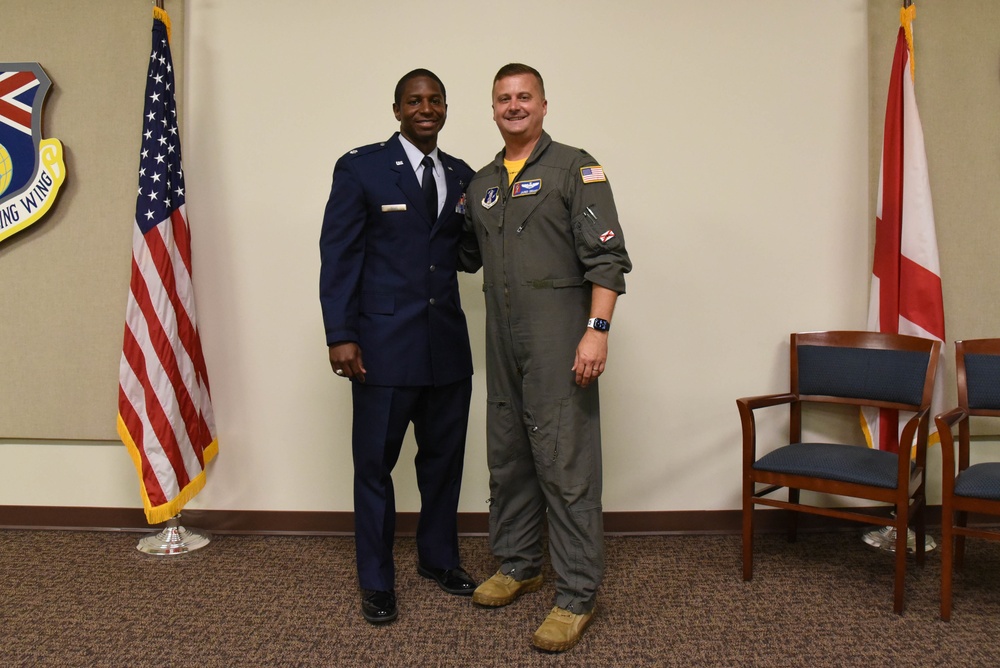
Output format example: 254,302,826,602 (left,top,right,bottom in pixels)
320,132,474,386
